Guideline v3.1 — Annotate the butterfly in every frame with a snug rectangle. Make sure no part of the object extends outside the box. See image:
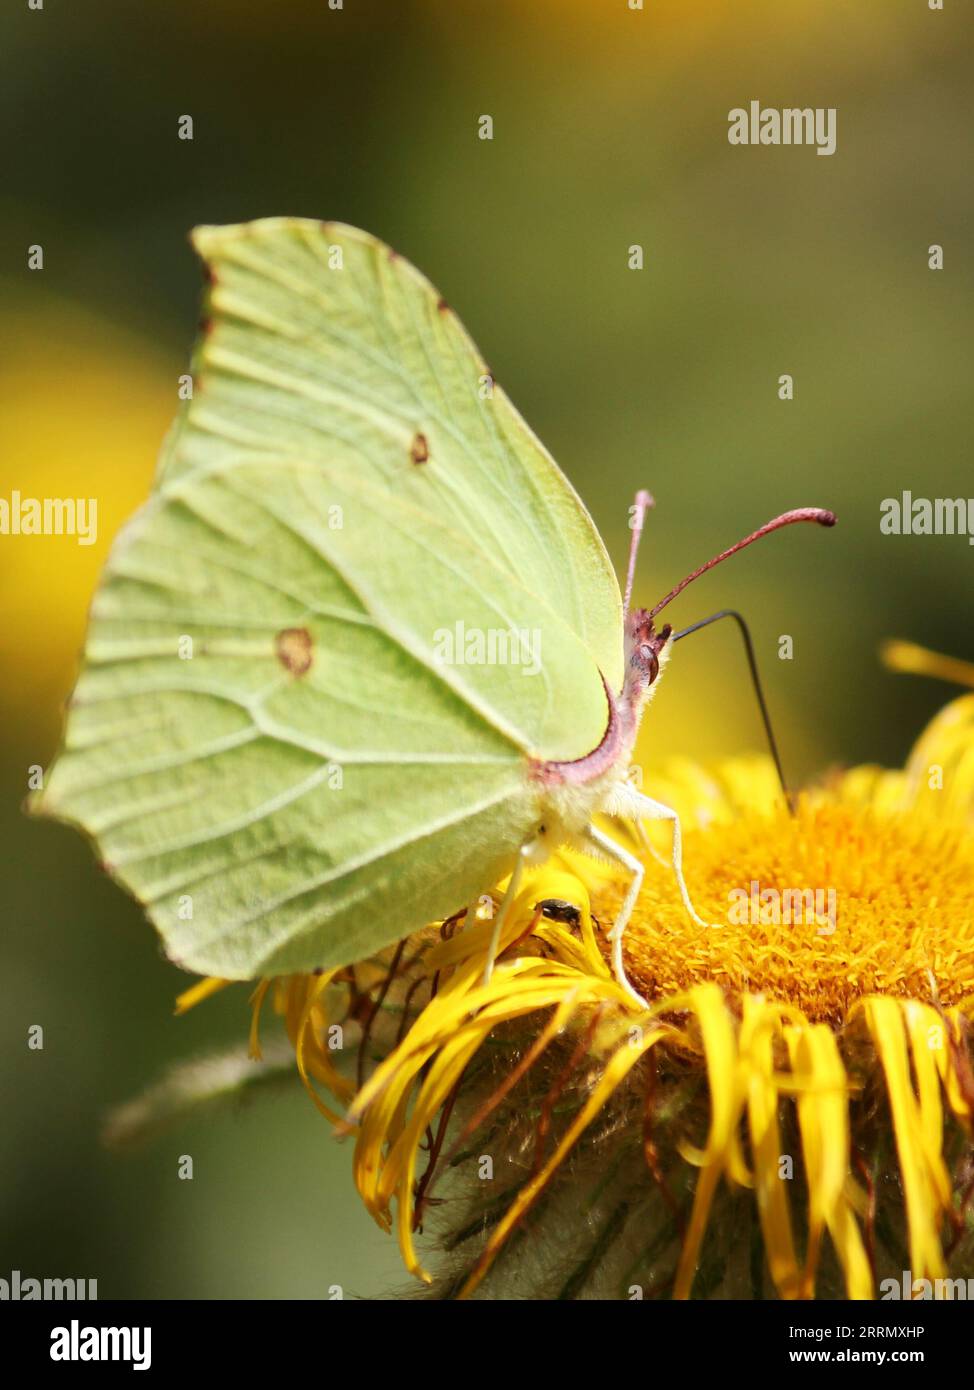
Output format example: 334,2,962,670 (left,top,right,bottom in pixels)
34,218,834,1004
